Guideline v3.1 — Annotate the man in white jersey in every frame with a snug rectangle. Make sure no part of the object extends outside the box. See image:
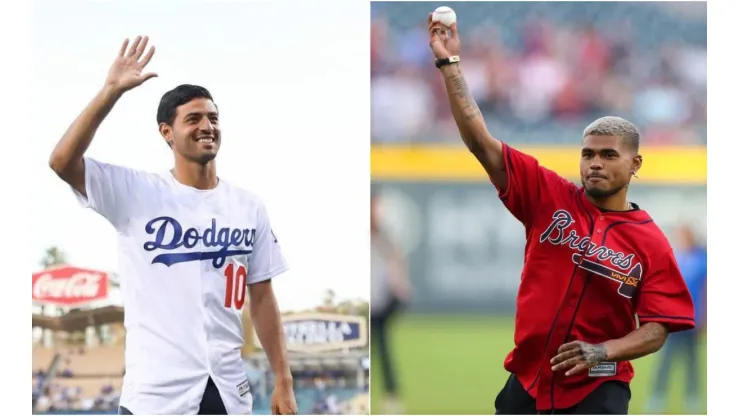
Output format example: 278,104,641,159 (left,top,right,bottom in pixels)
48,36,298,415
